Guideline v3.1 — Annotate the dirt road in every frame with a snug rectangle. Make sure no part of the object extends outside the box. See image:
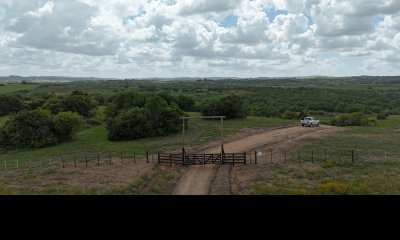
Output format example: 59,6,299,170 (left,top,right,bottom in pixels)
172,125,342,195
